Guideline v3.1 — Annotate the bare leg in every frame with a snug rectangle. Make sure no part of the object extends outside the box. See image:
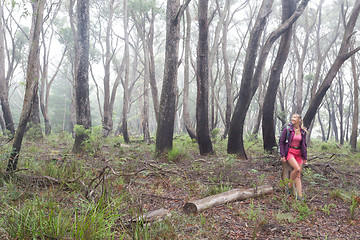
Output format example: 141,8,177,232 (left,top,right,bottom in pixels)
287,158,301,192
294,163,303,197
